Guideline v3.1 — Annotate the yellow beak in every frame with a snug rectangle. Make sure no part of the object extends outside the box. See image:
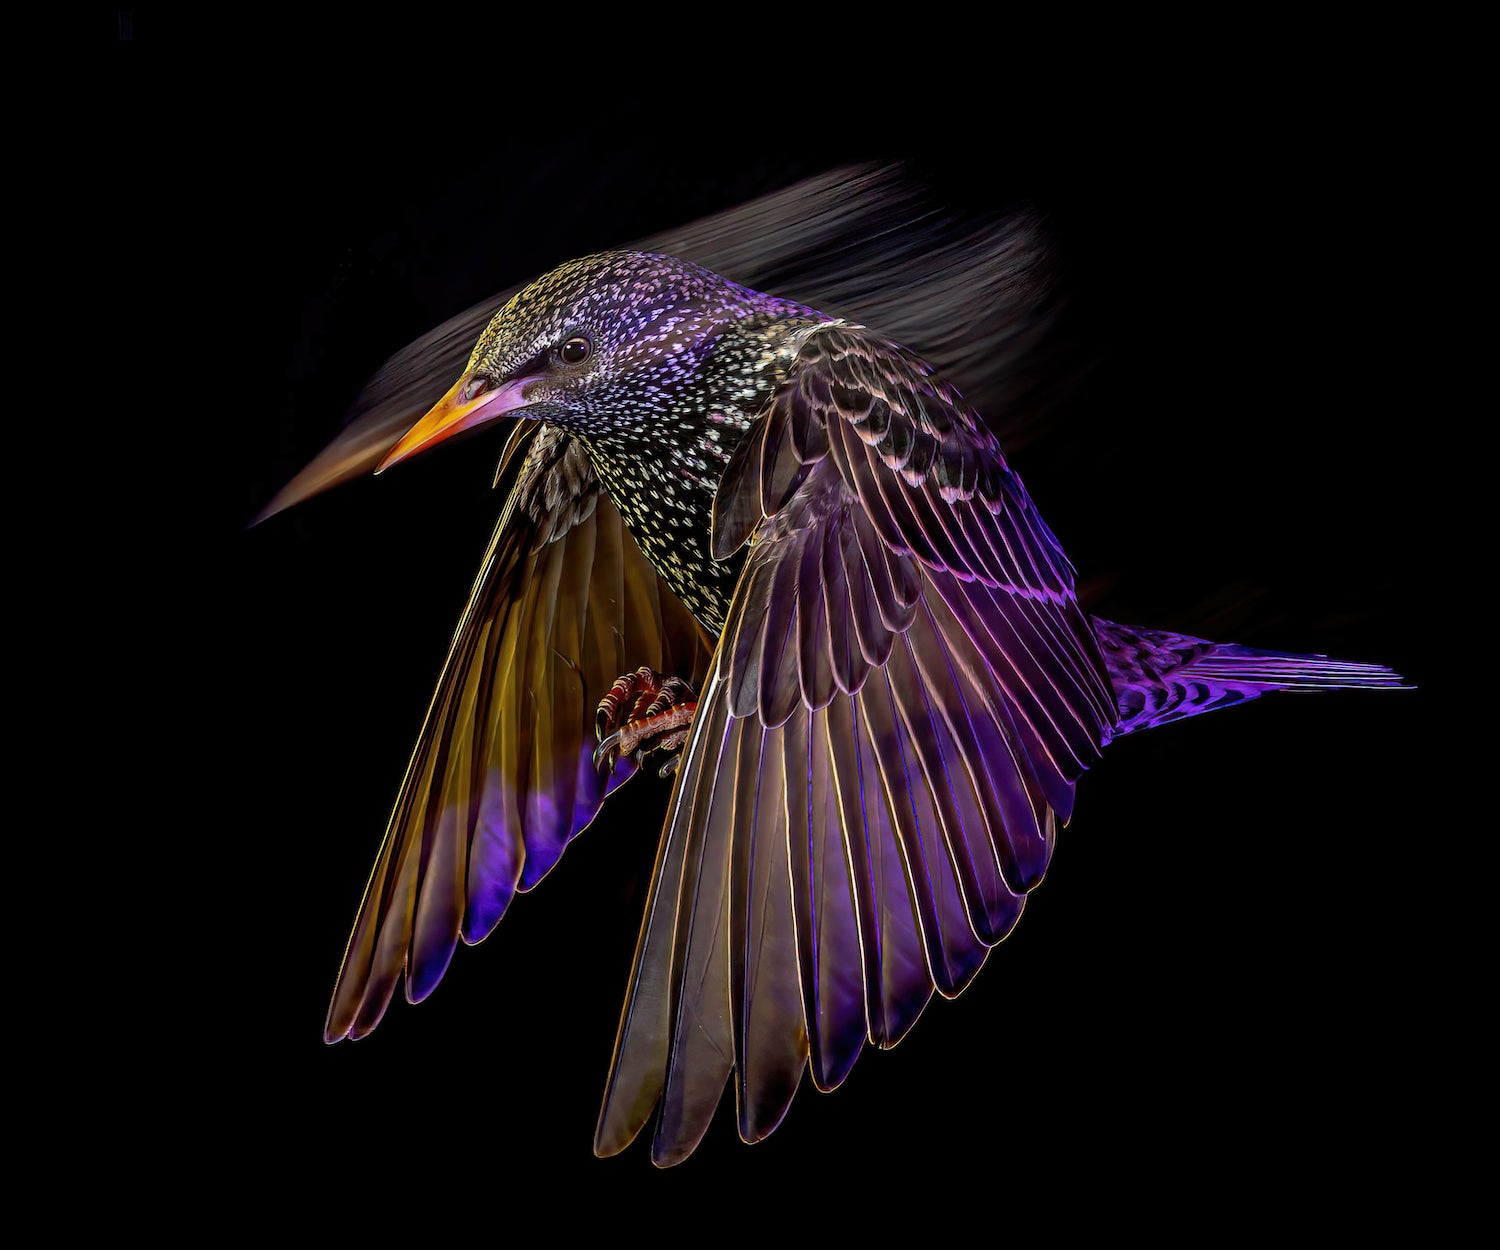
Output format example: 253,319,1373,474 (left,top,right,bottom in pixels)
377,373,536,472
